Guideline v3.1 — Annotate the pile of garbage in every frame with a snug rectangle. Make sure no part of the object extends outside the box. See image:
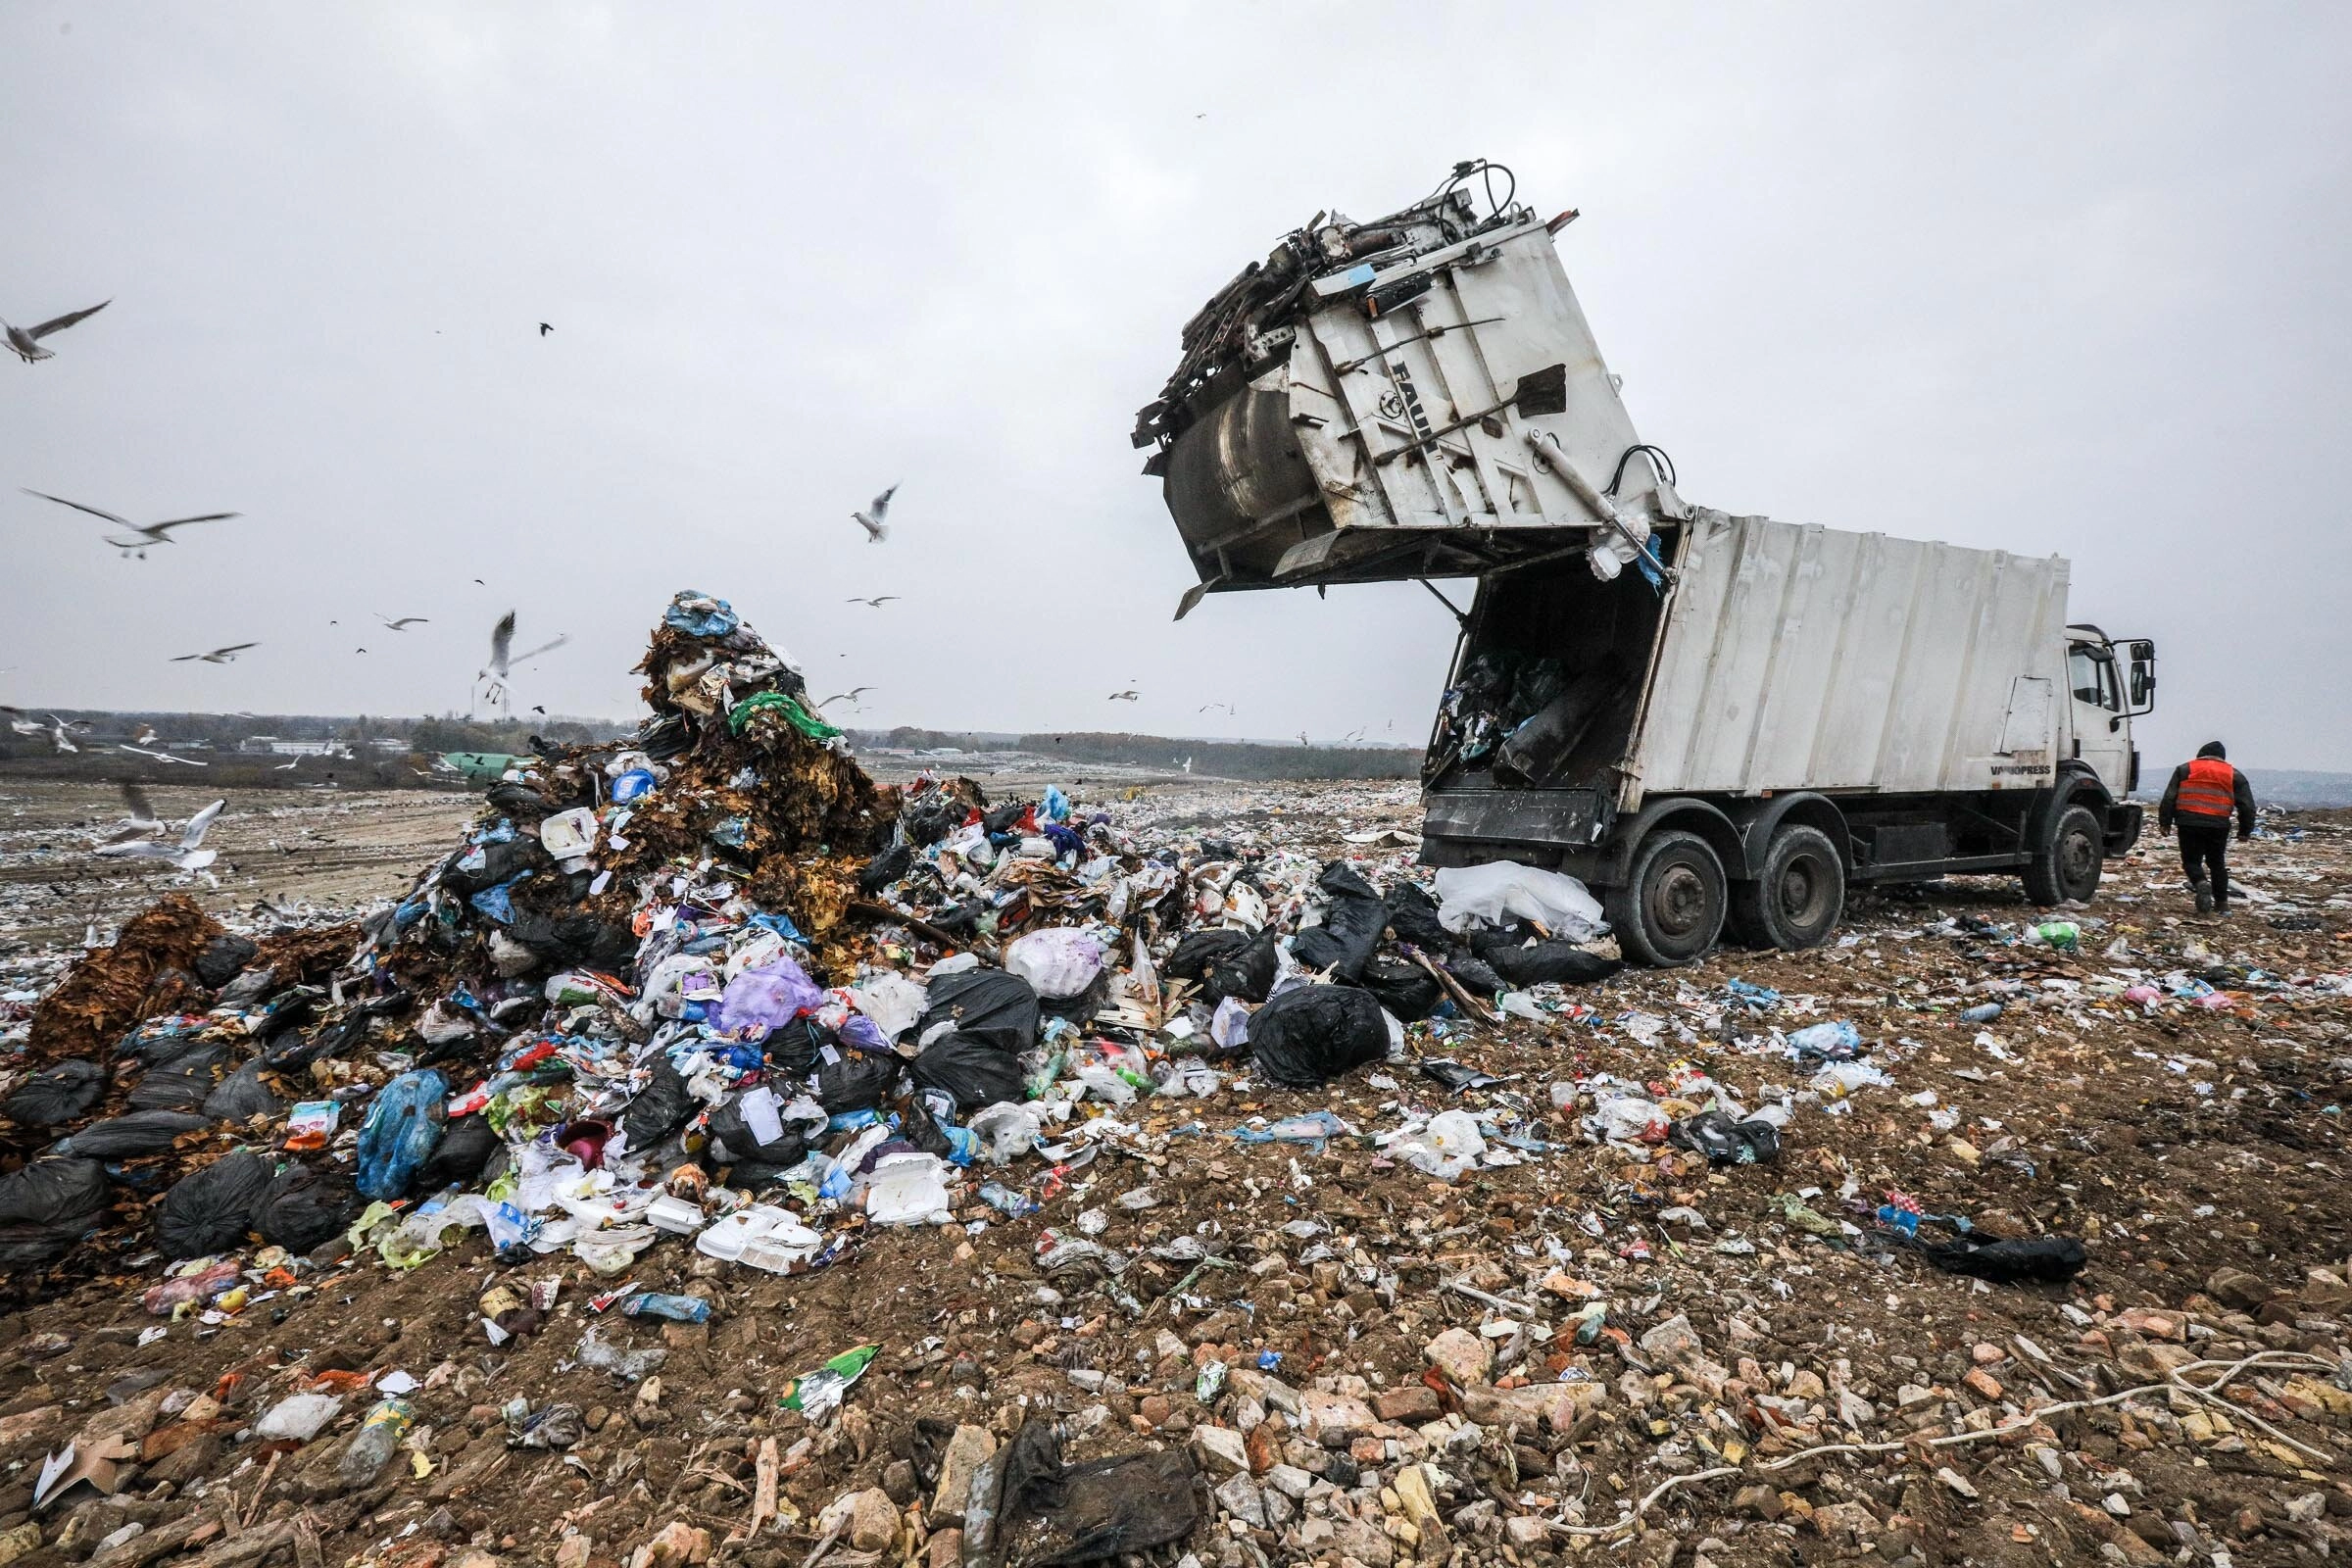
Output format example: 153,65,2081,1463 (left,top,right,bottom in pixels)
0,589,1650,1303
